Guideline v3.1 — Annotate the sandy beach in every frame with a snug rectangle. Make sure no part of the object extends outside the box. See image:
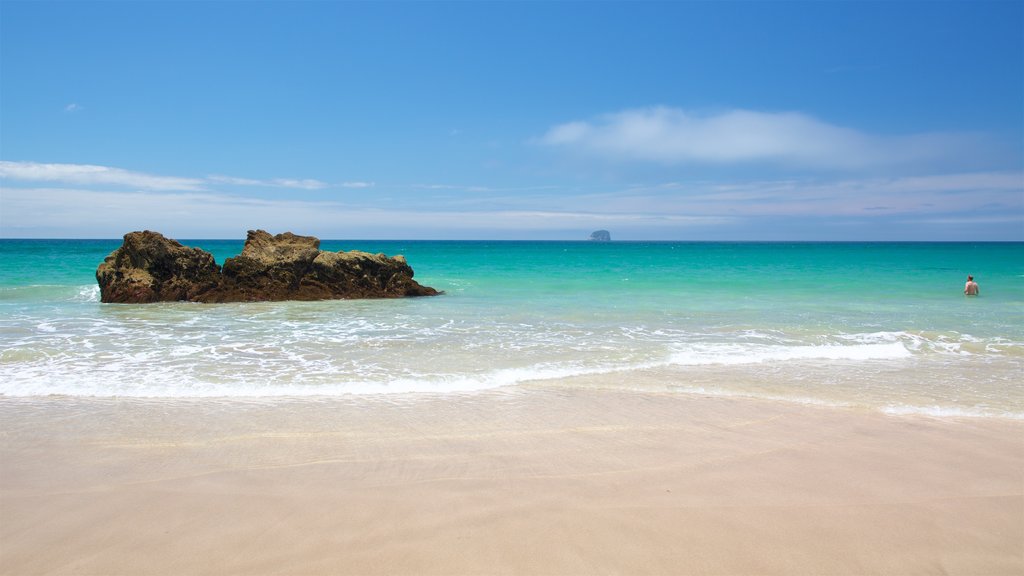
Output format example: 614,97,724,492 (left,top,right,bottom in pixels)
1,387,1021,575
